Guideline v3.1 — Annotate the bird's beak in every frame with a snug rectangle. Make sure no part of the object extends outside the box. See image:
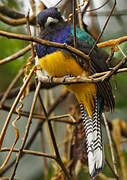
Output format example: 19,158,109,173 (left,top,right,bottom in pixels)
45,17,59,27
